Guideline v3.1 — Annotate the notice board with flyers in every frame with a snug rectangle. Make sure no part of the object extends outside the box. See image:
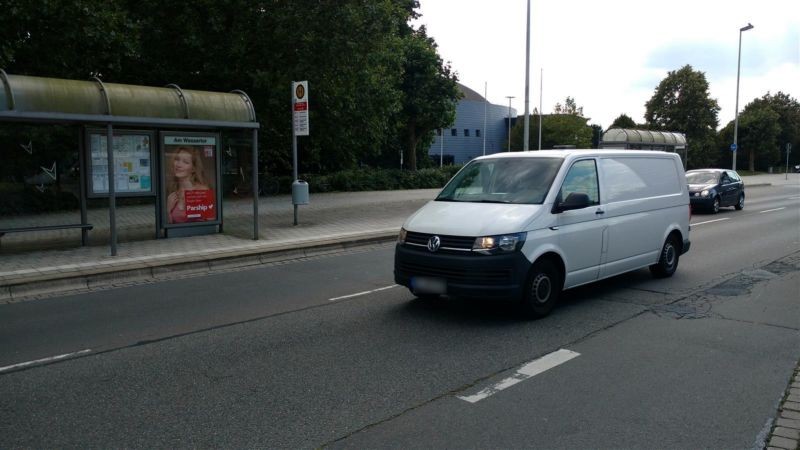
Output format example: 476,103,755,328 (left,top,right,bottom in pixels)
85,129,156,198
